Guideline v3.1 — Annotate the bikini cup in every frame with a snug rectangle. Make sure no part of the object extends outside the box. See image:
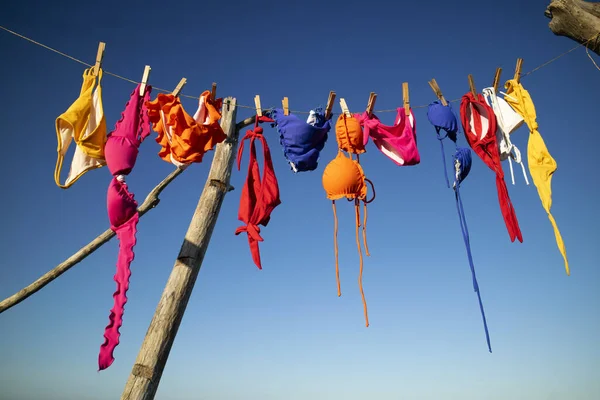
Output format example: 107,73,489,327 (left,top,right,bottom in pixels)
322,151,367,200
335,113,365,155
322,150,374,328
